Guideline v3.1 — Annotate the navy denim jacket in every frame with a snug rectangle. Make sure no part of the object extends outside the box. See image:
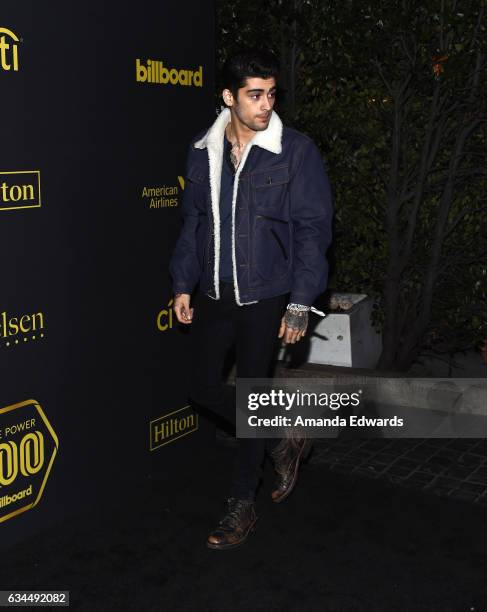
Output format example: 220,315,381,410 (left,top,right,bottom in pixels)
169,108,333,307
